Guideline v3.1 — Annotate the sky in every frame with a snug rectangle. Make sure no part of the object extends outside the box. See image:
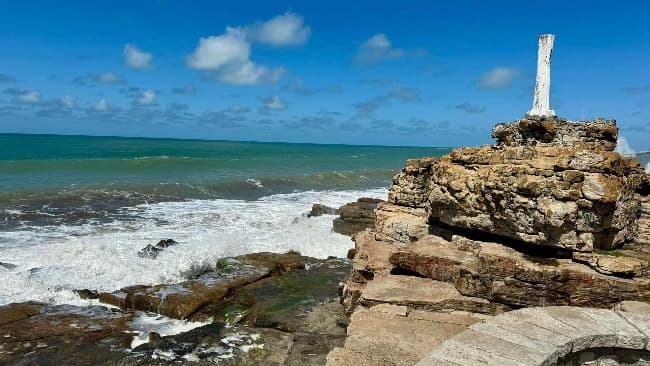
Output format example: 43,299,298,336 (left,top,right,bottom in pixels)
0,0,649,148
